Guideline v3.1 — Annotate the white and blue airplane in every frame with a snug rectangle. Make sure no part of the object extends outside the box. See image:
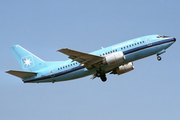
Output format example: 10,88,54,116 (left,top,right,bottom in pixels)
6,35,176,83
